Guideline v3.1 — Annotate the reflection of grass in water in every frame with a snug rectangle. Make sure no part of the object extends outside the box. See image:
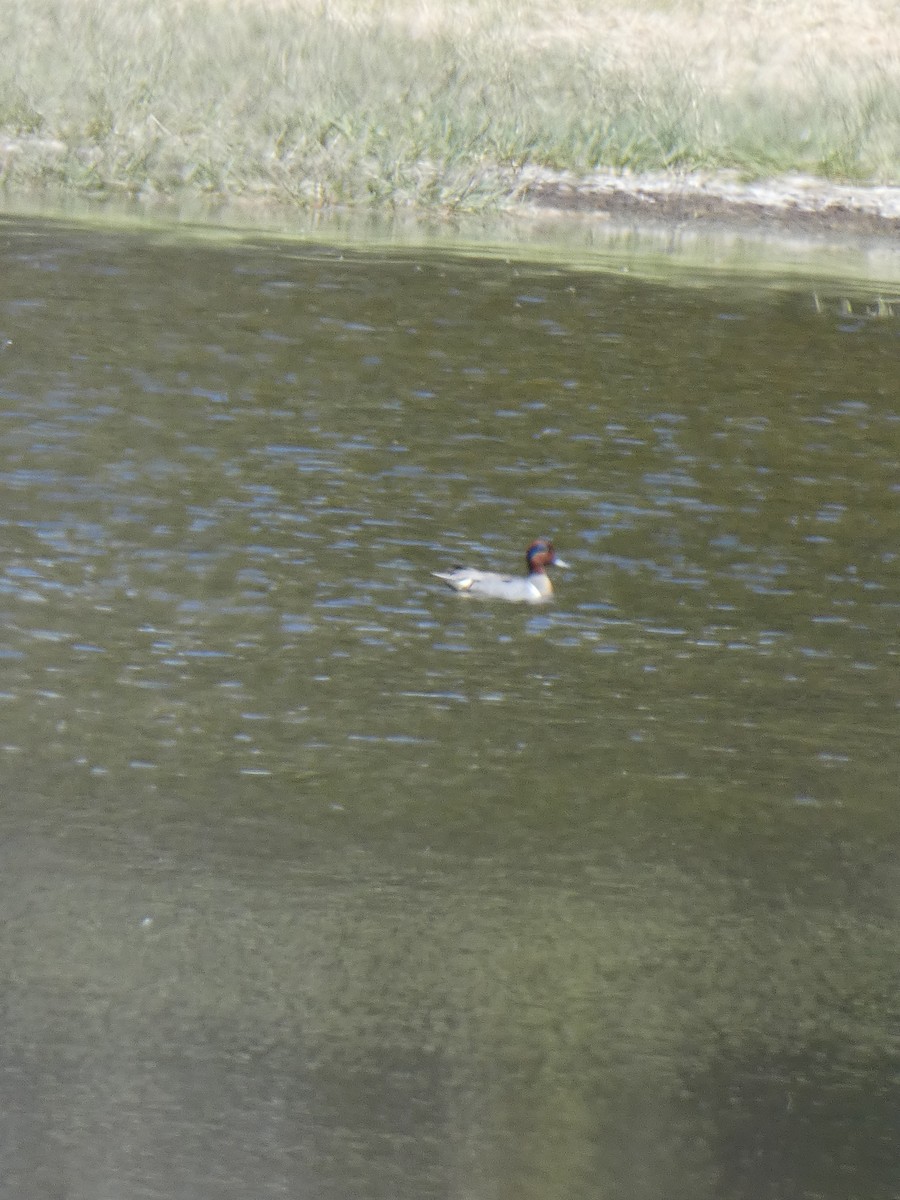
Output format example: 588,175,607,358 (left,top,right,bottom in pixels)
9,852,896,1060
6,848,898,1179
1,0,897,211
